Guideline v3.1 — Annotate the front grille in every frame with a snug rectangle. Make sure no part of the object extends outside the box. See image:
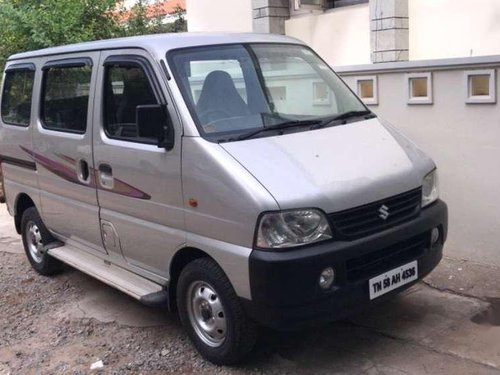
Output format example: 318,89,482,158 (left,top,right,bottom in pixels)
328,188,422,240
345,233,428,282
